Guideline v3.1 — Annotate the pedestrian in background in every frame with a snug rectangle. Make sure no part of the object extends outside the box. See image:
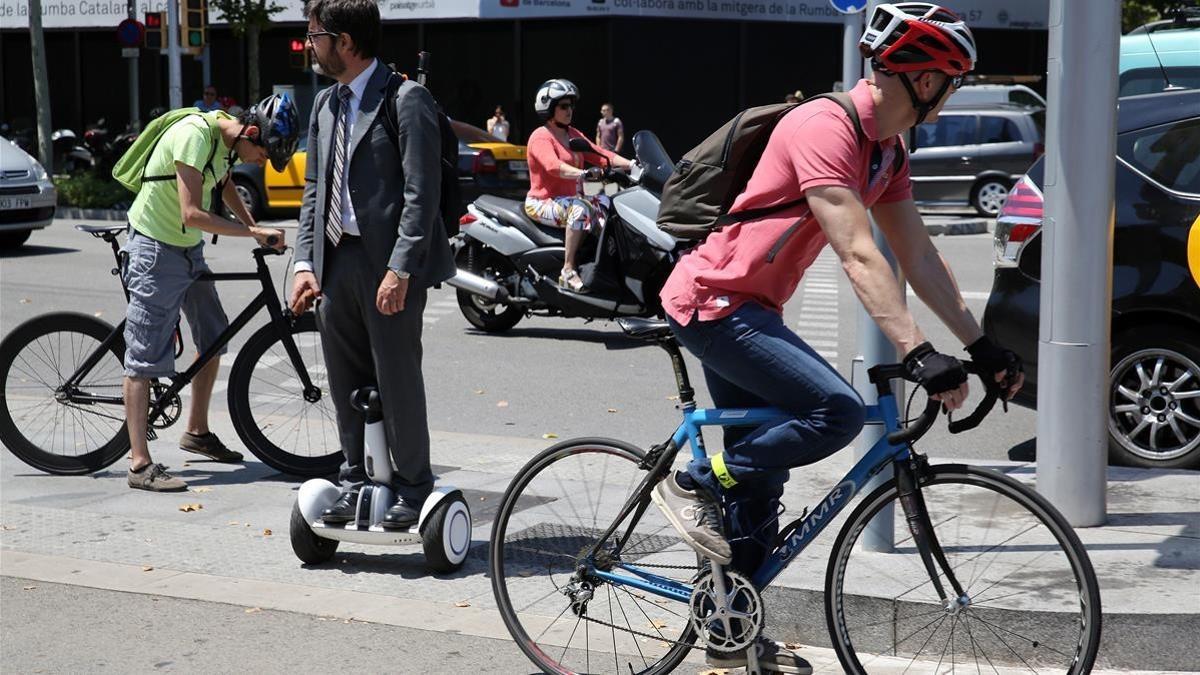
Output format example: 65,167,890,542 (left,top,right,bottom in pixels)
292,0,456,530
194,85,223,111
595,102,624,154
487,105,510,141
